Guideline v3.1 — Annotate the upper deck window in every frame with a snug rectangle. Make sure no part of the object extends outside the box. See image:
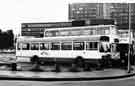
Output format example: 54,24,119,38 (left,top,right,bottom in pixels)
59,30,70,36
45,26,112,37
97,27,110,35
